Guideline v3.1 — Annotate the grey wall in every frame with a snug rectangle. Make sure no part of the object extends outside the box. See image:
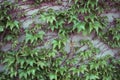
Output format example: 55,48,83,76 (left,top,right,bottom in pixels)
0,1,120,72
